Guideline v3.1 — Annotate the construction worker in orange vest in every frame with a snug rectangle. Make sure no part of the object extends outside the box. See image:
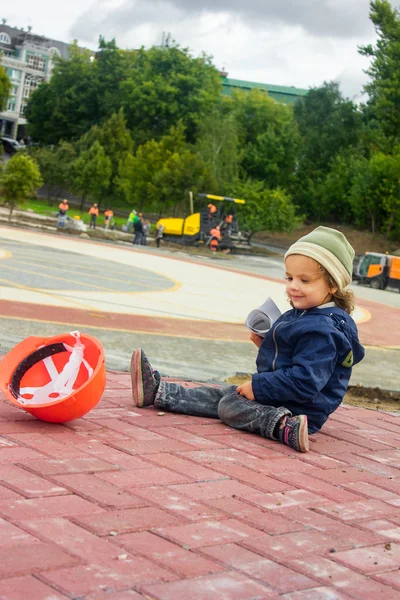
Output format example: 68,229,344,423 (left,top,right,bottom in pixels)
207,203,217,217
88,203,99,229
209,225,221,252
104,208,114,230
225,213,233,234
57,199,69,228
